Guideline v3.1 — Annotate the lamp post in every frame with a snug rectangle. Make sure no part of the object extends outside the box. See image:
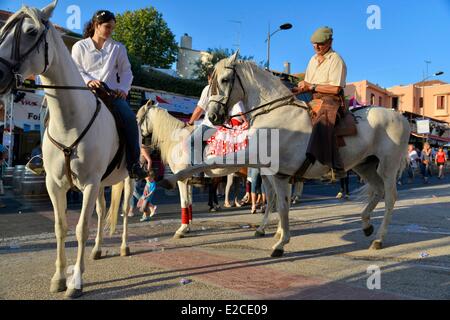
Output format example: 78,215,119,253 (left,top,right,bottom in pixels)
420,71,444,118
265,23,292,71
419,71,444,143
